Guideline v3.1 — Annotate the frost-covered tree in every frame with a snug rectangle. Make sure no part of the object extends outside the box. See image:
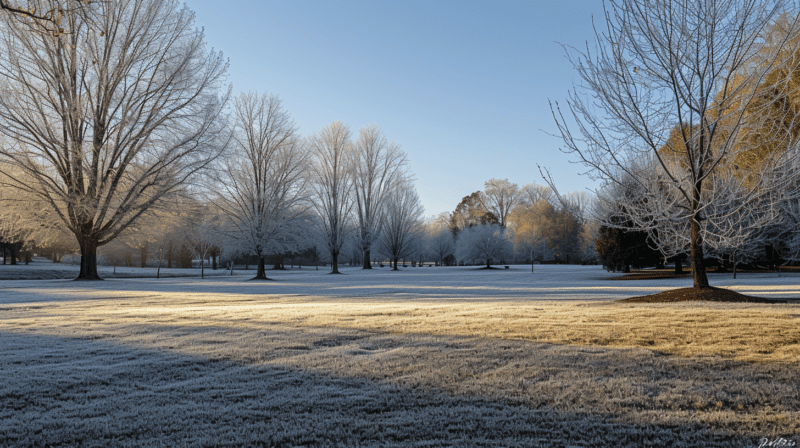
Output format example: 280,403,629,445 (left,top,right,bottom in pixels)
351,125,408,269
552,0,800,288
0,162,71,257
425,212,455,266
212,92,308,280
0,0,229,279
455,223,513,268
519,183,553,206
182,204,223,278
479,179,520,228
376,184,424,270
308,121,355,274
